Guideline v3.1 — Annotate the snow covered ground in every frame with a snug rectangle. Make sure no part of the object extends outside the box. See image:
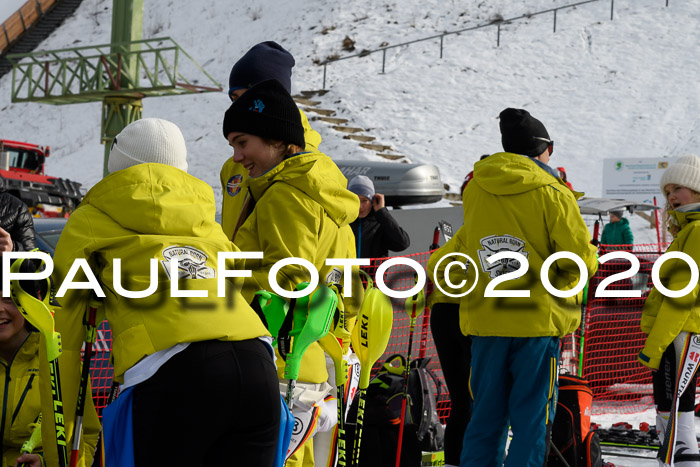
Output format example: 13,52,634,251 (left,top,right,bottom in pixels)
1,0,698,247
1,1,699,461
